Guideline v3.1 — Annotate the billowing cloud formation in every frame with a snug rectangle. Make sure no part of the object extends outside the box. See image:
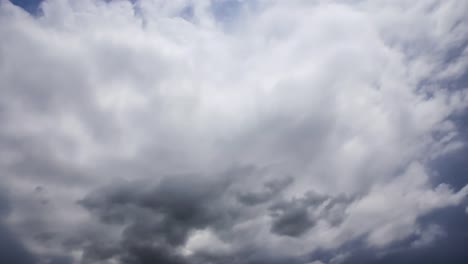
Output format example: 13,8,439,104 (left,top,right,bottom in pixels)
0,0,467,263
